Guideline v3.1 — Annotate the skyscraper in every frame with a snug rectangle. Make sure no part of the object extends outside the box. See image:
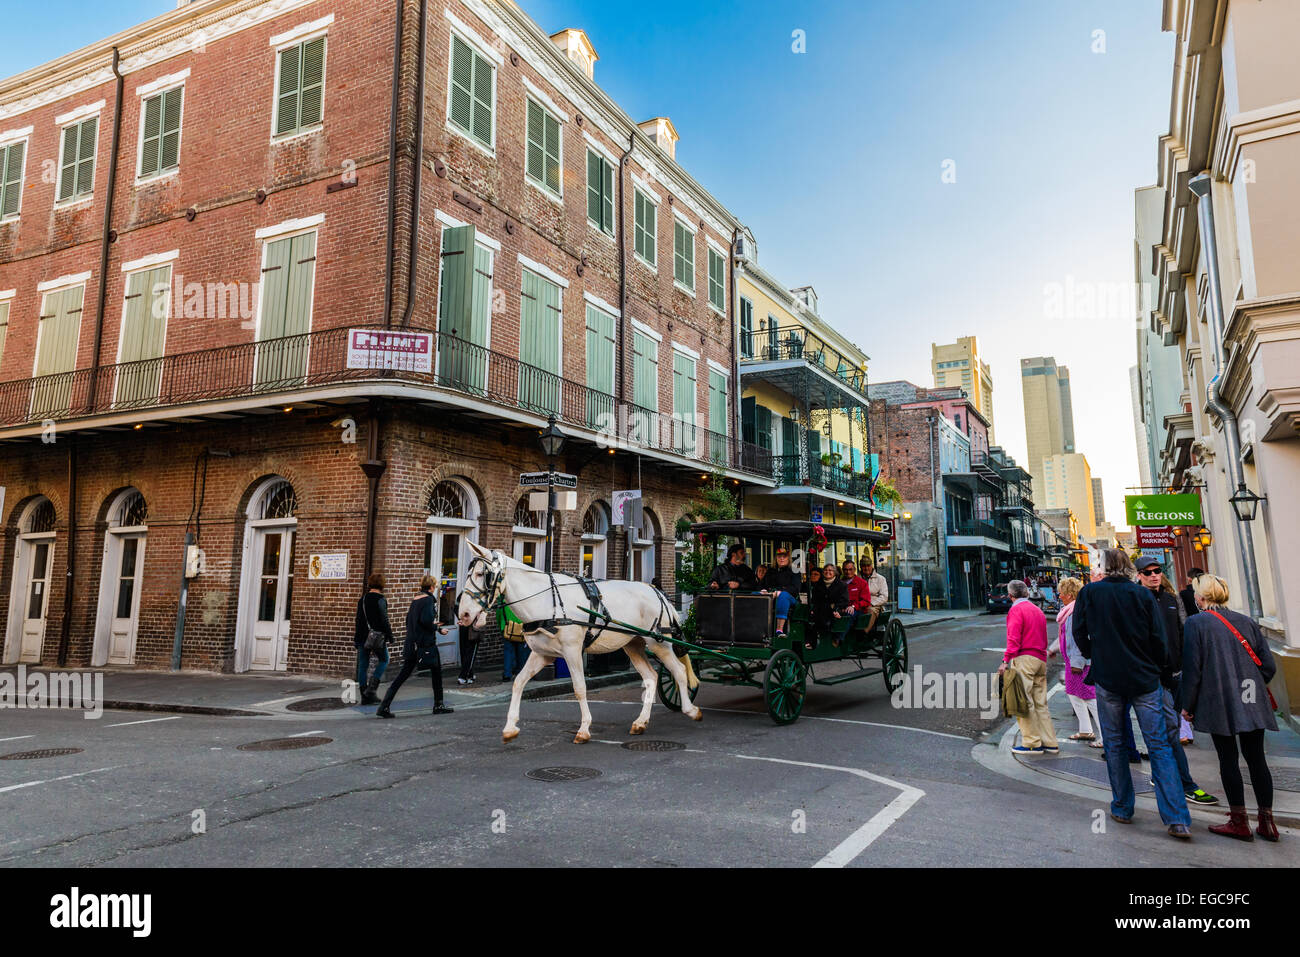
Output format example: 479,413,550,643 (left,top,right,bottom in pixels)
932,337,995,441
1092,477,1105,526
1041,453,1097,539
1020,356,1076,503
